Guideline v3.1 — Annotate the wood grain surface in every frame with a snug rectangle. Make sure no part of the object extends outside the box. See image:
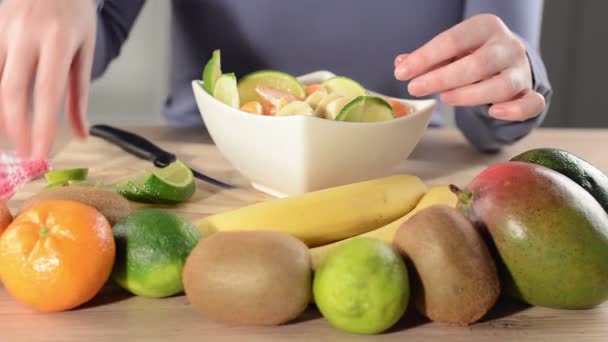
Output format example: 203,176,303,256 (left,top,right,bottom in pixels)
1,126,607,341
